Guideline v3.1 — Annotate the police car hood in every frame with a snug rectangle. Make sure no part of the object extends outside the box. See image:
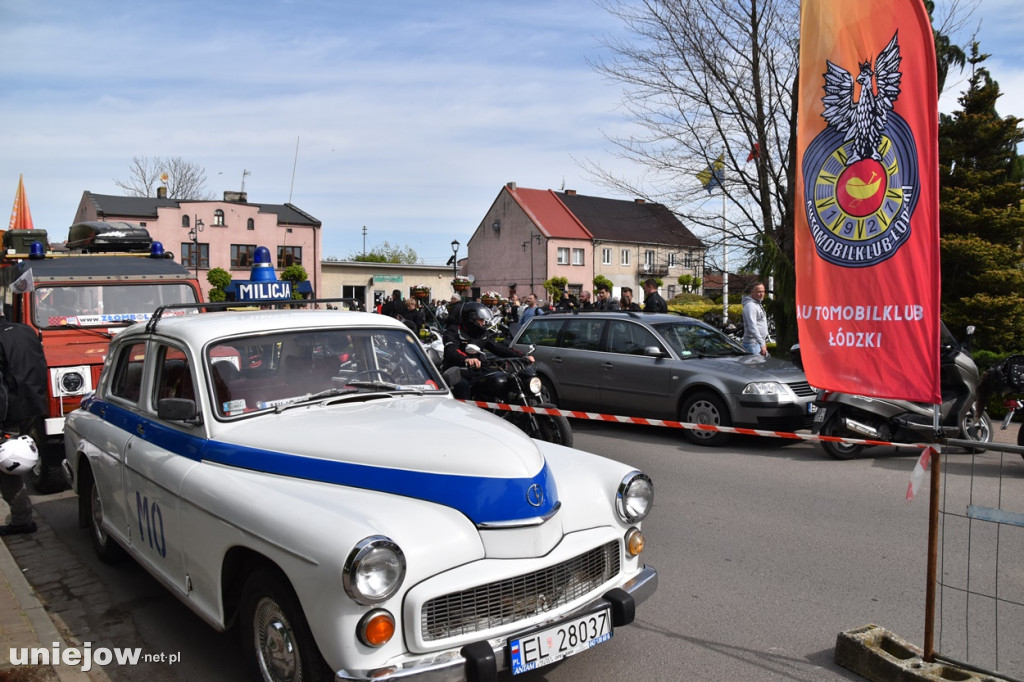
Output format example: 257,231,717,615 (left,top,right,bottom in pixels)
204,397,554,525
